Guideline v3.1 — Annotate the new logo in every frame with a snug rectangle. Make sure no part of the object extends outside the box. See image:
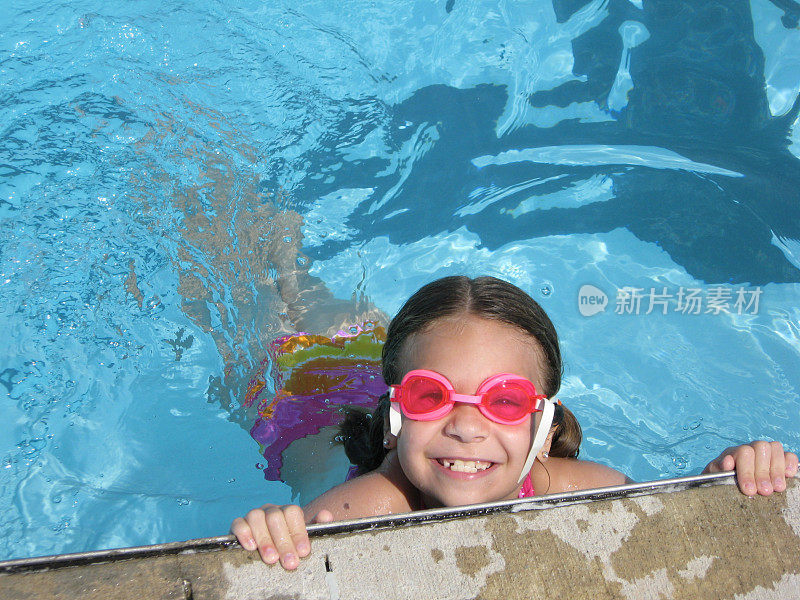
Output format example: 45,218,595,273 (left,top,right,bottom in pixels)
578,284,608,317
